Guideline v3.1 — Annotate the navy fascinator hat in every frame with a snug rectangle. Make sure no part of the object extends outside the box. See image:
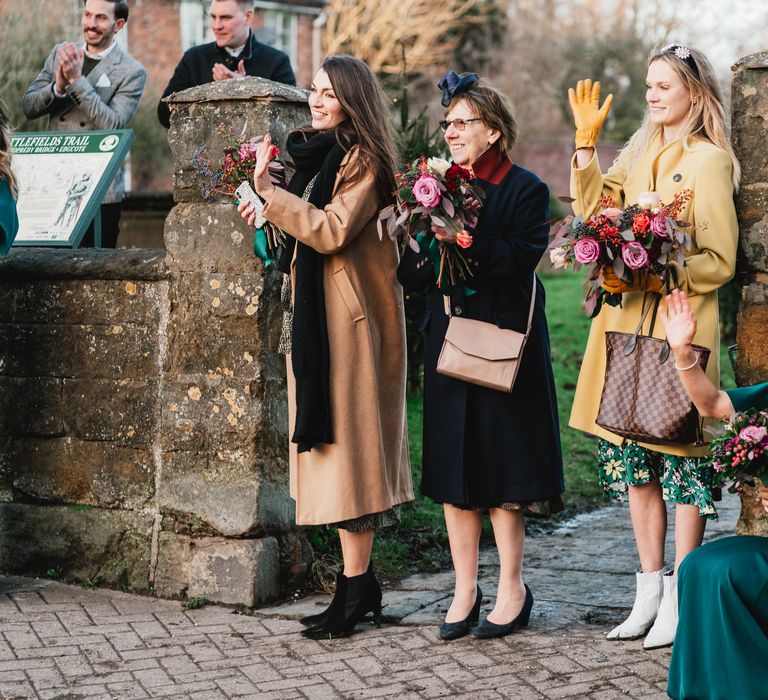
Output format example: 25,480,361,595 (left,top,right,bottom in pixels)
438,71,481,107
